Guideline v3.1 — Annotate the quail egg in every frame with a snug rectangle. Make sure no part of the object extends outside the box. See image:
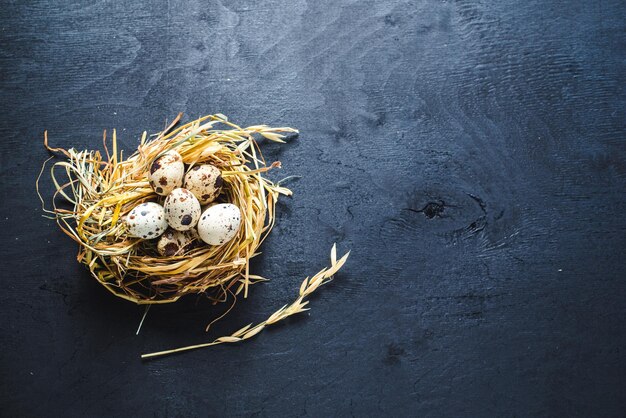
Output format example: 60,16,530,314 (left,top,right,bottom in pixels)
149,150,184,196
164,188,201,231
197,203,241,245
157,228,198,256
126,202,168,239
183,164,223,204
